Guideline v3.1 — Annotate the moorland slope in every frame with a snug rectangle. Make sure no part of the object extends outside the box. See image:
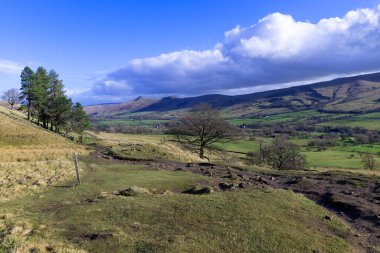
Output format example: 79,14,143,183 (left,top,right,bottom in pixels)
86,72,380,119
